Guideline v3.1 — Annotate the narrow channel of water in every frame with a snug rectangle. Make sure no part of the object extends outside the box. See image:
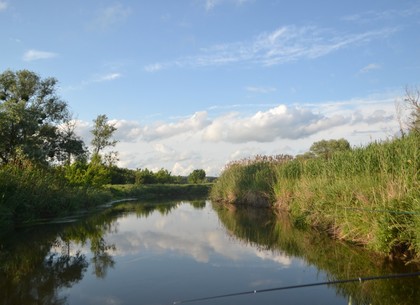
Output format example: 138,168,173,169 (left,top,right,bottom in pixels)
0,200,418,305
